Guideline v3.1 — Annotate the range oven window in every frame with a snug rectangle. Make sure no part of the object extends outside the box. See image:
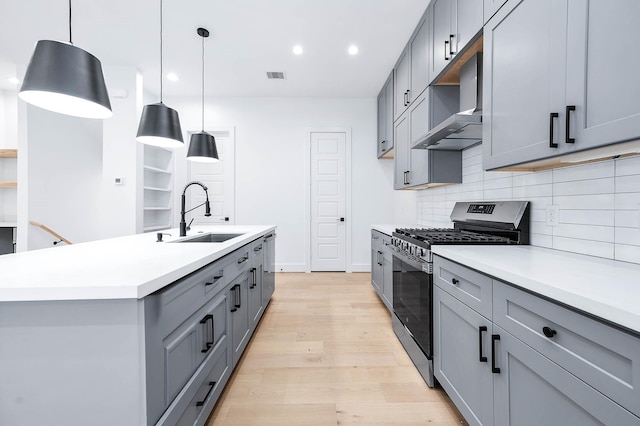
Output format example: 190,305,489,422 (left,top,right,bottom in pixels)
392,254,432,358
